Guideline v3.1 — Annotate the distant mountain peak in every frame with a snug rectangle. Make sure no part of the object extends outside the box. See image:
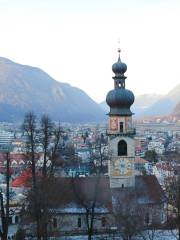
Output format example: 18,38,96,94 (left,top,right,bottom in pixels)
0,57,105,122
0,57,15,64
